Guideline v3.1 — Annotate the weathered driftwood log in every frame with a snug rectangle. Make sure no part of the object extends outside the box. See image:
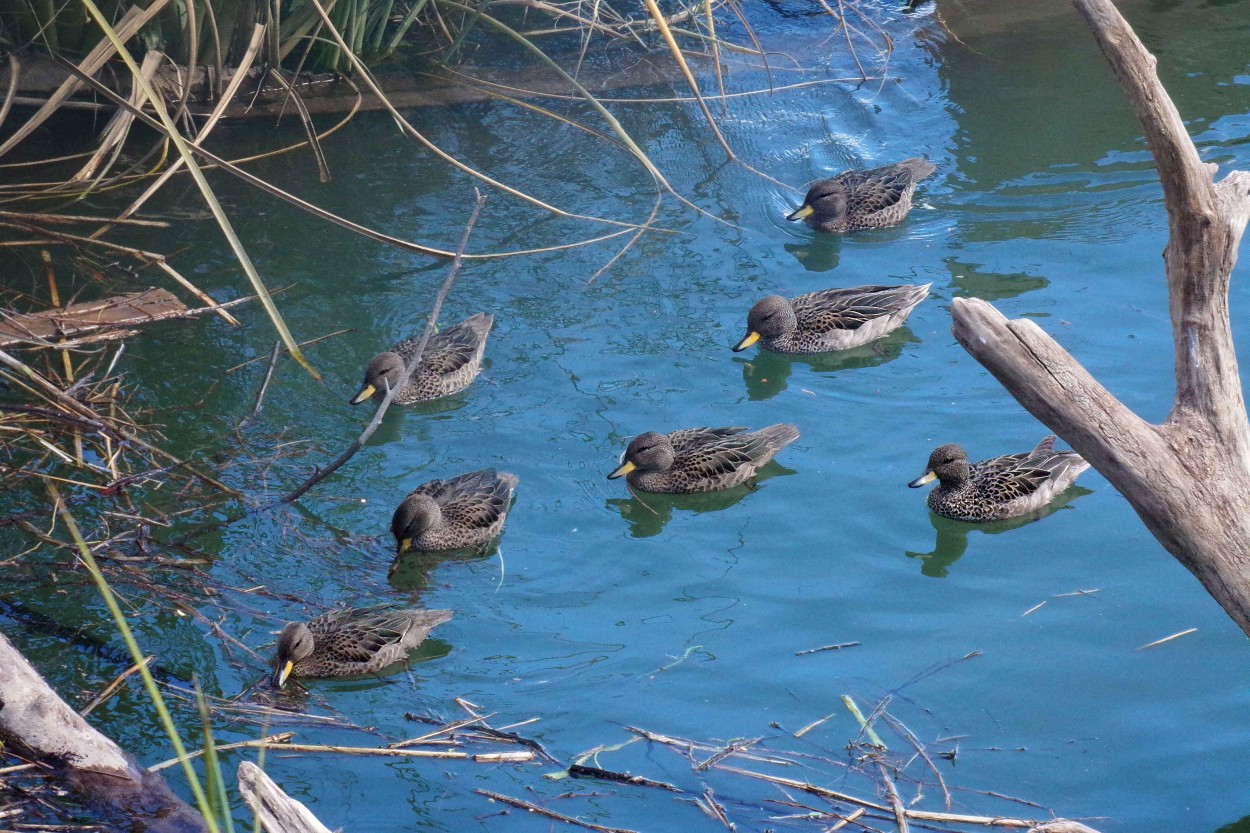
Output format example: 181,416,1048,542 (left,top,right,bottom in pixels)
238,762,333,833
951,0,1250,635
0,630,206,832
